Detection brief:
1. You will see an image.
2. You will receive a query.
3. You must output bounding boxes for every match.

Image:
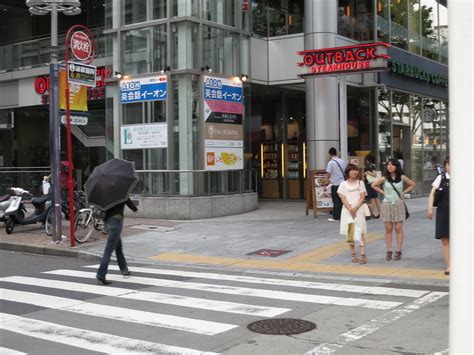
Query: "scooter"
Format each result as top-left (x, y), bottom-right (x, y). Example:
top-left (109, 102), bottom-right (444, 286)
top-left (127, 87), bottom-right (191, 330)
top-left (0, 188), bottom-right (28, 224)
top-left (4, 189), bottom-right (52, 234)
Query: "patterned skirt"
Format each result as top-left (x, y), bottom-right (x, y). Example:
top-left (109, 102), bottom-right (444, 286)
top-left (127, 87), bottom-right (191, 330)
top-left (380, 199), bottom-right (406, 223)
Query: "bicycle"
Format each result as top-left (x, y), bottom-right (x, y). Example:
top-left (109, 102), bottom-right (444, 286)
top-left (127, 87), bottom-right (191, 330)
top-left (44, 190), bottom-right (88, 236)
top-left (74, 205), bottom-right (107, 243)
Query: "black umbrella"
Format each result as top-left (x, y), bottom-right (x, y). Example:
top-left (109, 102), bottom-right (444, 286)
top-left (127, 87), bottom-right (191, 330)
top-left (84, 158), bottom-right (138, 210)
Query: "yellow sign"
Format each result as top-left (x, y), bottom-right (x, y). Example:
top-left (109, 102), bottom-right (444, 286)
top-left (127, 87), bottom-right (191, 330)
top-left (59, 69), bottom-right (88, 112)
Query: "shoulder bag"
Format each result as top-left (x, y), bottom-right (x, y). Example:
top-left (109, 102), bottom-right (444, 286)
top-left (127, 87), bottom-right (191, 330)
top-left (433, 173), bottom-right (446, 207)
top-left (388, 180), bottom-right (409, 220)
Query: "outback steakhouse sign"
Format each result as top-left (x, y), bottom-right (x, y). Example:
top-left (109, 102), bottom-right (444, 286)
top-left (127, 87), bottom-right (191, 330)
top-left (297, 42), bottom-right (390, 76)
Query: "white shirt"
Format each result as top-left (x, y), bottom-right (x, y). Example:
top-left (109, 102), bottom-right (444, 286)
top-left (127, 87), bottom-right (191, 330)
top-left (432, 172), bottom-right (450, 189)
top-left (326, 158), bottom-right (346, 186)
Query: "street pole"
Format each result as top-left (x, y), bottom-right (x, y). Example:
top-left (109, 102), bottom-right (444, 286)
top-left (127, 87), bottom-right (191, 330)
top-left (50, 3), bottom-right (62, 242)
top-left (449, 0), bottom-right (473, 353)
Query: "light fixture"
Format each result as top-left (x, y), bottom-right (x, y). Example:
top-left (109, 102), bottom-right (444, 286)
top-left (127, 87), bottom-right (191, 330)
top-left (114, 71), bottom-right (123, 79)
top-left (201, 65), bottom-right (212, 73)
top-left (160, 65), bottom-right (171, 74)
top-left (26, 1), bottom-right (82, 16)
top-left (240, 74), bottom-right (249, 82)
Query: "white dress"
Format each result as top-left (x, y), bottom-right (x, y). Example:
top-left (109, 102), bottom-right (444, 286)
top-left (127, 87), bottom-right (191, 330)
top-left (337, 180), bottom-right (367, 236)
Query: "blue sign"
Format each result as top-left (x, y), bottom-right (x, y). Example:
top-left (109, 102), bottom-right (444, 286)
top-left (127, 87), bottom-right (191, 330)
top-left (204, 77), bottom-right (243, 103)
top-left (120, 76), bottom-right (167, 104)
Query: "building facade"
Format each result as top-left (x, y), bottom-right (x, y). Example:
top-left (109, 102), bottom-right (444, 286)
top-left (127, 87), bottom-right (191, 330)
top-left (0, 0), bottom-right (448, 213)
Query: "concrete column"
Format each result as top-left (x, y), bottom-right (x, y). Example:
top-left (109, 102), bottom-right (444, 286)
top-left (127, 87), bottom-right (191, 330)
top-left (304, 0), bottom-right (340, 169)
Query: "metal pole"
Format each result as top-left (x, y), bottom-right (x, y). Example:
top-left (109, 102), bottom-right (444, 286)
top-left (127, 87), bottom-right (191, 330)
top-left (50, 3), bottom-right (62, 242)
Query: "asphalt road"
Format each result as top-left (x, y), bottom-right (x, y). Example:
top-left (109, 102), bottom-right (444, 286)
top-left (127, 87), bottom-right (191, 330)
top-left (0, 250), bottom-right (449, 354)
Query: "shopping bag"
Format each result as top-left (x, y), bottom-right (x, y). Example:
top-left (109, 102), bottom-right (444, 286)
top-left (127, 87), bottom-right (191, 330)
top-left (346, 223), bottom-right (355, 244)
top-left (354, 224), bottom-right (363, 245)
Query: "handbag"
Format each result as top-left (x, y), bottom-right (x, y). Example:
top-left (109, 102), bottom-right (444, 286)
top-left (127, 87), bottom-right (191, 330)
top-left (346, 223), bottom-right (355, 244)
top-left (388, 180), bottom-right (409, 220)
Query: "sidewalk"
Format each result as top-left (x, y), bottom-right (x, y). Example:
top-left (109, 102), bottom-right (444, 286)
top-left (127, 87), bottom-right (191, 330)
top-left (0, 197), bottom-right (448, 285)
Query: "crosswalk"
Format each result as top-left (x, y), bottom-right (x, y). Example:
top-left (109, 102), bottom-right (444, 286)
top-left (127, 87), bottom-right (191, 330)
top-left (0, 264), bottom-right (447, 354)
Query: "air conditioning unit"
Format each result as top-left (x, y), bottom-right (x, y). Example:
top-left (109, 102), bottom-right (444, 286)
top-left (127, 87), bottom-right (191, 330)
top-left (0, 110), bottom-right (14, 129)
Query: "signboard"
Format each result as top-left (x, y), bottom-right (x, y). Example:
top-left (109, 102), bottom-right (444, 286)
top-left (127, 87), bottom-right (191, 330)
top-left (306, 169), bottom-right (333, 217)
top-left (121, 123), bottom-right (168, 150)
top-left (120, 76), bottom-right (167, 104)
top-left (70, 31), bottom-right (93, 61)
top-left (297, 42), bottom-right (390, 77)
top-left (389, 60), bottom-right (448, 87)
top-left (203, 76), bottom-right (244, 171)
top-left (68, 62), bottom-right (97, 87)
top-left (59, 68), bottom-right (88, 113)
top-left (205, 147), bottom-right (243, 170)
top-left (60, 114), bottom-right (88, 126)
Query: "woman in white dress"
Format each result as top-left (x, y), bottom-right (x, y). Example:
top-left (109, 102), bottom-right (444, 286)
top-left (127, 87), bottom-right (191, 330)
top-left (338, 163), bottom-right (368, 264)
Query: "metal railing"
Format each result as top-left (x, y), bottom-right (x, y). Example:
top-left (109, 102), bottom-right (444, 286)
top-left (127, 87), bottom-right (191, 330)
top-left (0, 167), bottom-right (51, 197)
top-left (132, 169), bottom-right (258, 197)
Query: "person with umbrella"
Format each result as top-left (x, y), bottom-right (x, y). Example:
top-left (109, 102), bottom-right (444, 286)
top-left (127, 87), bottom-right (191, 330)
top-left (85, 159), bottom-right (138, 285)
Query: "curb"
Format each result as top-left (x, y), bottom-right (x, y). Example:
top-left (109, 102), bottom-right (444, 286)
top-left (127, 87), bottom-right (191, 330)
top-left (0, 242), bottom-right (80, 258)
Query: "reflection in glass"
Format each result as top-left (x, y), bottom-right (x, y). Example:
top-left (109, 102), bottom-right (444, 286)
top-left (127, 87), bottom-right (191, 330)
top-left (421, 0), bottom-right (439, 61)
top-left (422, 97), bottom-right (442, 193)
top-left (338, 0), bottom-right (374, 41)
top-left (390, 0), bottom-right (408, 50)
top-left (252, 2), bottom-right (268, 37)
top-left (376, 0), bottom-right (390, 43)
top-left (347, 86), bottom-right (372, 155)
top-left (122, 25), bottom-right (167, 75)
top-left (202, 26), bottom-right (240, 76)
top-left (203, 0), bottom-right (235, 27)
top-left (172, 0), bottom-right (198, 17)
top-left (123, 0), bottom-right (167, 25)
top-left (391, 91), bottom-right (410, 125)
top-left (408, 0), bottom-right (421, 54)
top-left (377, 88), bottom-right (391, 167)
top-left (438, 2), bottom-right (448, 64)
top-left (410, 95), bottom-right (423, 196)
top-left (171, 22), bottom-right (199, 70)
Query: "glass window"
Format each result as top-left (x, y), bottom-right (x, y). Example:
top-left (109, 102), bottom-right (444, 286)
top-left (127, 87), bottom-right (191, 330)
top-left (422, 97), bottom-right (442, 193)
top-left (391, 91), bottom-right (410, 125)
top-left (203, 0), bottom-right (235, 27)
top-left (338, 0), bottom-right (374, 41)
top-left (408, 0), bottom-right (421, 55)
top-left (438, 2), bottom-right (448, 64)
top-left (391, 0), bottom-right (409, 50)
top-left (376, 0), bottom-right (390, 43)
top-left (421, 0), bottom-right (439, 61)
top-left (122, 25), bottom-right (167, 75)
top-left (377, 87), bottom-right (391, 166)
top-left (347, 86), bottom-right (372, 155)
top-left (252, 2), bottom-right (268, 37)
top-left (123, 0), bottom-right (166, 25)
top-left (172, 0), bottom-right (199, 17)
top-left (171, 22), bottom-right (199, 70)
top-left (410, 95), bottom-right (423, 196)
top-left (202, 26), bottom-right (240, 76)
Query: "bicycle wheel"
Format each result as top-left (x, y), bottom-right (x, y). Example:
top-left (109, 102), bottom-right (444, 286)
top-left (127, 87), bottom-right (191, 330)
top-left (44, 208), bottom-right (53, 236)
top-left (74, 210), bottom-right (94, 243)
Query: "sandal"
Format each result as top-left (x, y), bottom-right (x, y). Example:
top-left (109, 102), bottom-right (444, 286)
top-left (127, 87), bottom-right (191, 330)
top-left (385, 251), bottom-right (393, 261)
top-left (394, 251), bottom-right (402, 261)
top-left (359, 255), bottom-right (367, 265)
top-left (351, 253), bottom-right (359, 263)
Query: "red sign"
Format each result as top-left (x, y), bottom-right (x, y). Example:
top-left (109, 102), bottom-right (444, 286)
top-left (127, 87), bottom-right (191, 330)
top-left (70, 31), bottom-right (92, 61)
top-left (242, 0), bottom-right (249, 11)
top-left (297, 42), bottom-right (390, 76)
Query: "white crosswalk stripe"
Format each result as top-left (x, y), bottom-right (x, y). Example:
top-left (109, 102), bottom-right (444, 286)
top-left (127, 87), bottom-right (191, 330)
top-left (0, 276), bottom-right (290, 317)
top-left (0, 265), bottom-right (440, 354)
top-left (85, 264), bottom-right (429, 298)
top-left (46, 269), bottom-right (404, 310)
top-left (0, 313), bottom-right (218, 355)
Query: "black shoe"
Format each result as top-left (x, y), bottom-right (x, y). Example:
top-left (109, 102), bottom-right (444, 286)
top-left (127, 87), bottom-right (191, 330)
top-left (122, 270), bottom-right (131, 277)
top-left (96, 276), bottom-right (112, 285)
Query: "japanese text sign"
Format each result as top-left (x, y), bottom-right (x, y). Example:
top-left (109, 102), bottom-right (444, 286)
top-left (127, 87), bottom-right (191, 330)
top-left (120, 76), bottom-right (167, 104)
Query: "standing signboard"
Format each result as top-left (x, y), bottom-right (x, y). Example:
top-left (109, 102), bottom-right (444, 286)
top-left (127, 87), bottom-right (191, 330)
top-left (203, 76), bottom-right (244, 171)
top-left (306, 169), bottom-right (333, 217)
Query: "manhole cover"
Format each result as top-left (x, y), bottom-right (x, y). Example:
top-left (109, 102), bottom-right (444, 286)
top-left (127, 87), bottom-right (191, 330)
top-left (128, 225), bottom-right (175, 232)
top-left (247, 318), bottom-right (316, 335)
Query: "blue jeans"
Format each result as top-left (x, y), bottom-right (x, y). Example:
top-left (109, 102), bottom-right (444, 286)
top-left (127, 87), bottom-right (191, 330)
top-left (96, 218), bottom-right (128, 278)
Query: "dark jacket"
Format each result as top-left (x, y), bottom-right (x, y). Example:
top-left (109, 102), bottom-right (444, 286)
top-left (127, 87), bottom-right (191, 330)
top-left (105, 199), bottom-right (137, 220)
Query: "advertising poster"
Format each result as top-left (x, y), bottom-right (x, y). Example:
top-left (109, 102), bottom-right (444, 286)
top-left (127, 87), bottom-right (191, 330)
top-left (203, 76), bottom-right (244, 171)
top-left (121, 123), bottom-right (168, 150)
top-left (120, 75), bottom-right (167, 104)
top-left (205, 147), bottom-right (243, 171)
top-left (314, 172), bottom-right (333, 208)
top-left (59, 68), bottom-right (88, 112)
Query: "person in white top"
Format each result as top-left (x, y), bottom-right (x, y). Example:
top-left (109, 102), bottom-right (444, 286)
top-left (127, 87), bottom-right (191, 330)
top-left (428, 157), bottom-right (450, 275)
top-left (326, 147), bottom-right (347, 221)
top-left (338, 163), bottom-right (368, 264)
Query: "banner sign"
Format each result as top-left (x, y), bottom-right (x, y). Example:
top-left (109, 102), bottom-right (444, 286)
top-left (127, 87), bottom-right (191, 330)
top-left (59, 68), bottom-right (88, 112)
top-left (121, 123), bottom-right (168, 150)
top-left (68, 61), bottom-right (97, 87)
top-left (203, 76), bottom-right (243, 124)
top-left (120, 76), bottom-right (167, 104)
top-left (205, 147), bottom-right (243, 170)
top-left (297, 42), bottom-right (390, 77)
top-left (203, 76), bottom-right (244, 171)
